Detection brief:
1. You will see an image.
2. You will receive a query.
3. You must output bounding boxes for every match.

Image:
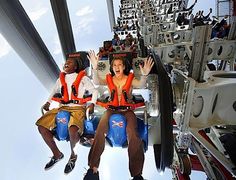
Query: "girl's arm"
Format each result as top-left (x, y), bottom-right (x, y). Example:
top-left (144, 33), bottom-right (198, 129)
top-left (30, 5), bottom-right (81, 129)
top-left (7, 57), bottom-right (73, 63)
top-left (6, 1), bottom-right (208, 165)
top-left (132, 56), bottom-right (154, 88)
top-left (88, 50), bottom-right (107, 85)
top-left (92, 69), bottom-right (107, 85)
top-left (132, 76), bottom-right (147, 88)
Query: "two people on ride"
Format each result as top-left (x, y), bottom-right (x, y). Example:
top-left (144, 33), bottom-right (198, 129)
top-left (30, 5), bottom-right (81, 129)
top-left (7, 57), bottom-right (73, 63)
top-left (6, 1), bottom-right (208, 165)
top-left (83, 50), bottom-right (154, 180)
top-left (36, 55), bottom-right (98, 174)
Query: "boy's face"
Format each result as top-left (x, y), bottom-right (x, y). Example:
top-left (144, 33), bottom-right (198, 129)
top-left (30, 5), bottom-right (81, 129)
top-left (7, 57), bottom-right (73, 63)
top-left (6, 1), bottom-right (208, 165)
top-left (63, 58), bottom-right (77, 74)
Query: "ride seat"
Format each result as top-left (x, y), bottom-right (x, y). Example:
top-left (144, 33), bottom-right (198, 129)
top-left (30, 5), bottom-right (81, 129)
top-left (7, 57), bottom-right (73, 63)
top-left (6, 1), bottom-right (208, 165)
top-left (52, 92), bottom-right (93, 142)
top-left (80, 116), bottom-right (100, 147)
top-left (105, 114), bottom-right (148, 151)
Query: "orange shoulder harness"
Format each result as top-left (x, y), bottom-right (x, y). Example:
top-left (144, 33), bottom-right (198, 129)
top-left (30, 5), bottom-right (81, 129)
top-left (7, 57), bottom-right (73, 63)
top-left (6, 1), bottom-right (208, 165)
top-left (97, 72), bottom-right (144, 110)
top-left (52, 70), bottom-right (91, 104)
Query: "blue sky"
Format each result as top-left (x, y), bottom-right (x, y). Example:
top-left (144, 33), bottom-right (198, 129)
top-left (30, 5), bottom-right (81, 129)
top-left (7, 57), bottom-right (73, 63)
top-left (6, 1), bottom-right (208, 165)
top-left (0, 0), bottom-right (214, 179)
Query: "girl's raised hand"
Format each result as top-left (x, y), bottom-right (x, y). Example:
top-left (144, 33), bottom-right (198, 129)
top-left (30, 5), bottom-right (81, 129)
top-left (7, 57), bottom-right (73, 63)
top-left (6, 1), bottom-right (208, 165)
top-left (87, 50), bottom-right (99, 70)
top-left (139, 56), bottom-right (154, 76)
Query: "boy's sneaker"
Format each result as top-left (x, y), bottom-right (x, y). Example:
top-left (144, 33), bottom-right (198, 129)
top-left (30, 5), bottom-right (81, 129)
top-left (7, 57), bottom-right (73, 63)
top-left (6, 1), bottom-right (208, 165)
top-left (132, 174), bottom-right (144, 180)
top-left (83, 169), bottom-right (99, 180)
top-left (44, 153), bottom-right (64, 170)
top-left (64, 155), bottom-right (77, 174)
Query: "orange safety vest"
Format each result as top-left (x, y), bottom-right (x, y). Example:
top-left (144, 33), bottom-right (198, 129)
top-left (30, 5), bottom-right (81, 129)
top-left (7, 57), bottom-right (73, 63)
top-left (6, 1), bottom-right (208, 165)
top-left (97, 73), bottom-right (145, 110)
top-left (52, 70), bottom-right (91, 104)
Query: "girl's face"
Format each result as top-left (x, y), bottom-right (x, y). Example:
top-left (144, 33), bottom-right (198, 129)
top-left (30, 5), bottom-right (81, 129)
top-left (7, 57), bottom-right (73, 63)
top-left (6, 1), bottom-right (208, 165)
top-left (63, 58), bottom-right (77, 74)
top-left (112, 59), bottom-right (125, 77)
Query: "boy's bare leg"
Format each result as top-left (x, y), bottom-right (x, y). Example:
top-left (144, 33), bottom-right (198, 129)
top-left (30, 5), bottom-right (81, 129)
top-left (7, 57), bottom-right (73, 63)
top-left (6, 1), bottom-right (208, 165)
top-left (38, 125), bottom-right (62, 158)
top-left (68, 125), bottom-right (80, 159)
top-left (63, 125), bottom-right (79, 174)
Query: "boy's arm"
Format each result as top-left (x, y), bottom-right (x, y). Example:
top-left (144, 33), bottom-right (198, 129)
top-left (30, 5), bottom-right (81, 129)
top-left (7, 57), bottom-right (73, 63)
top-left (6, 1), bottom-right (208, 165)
top-left (46, 79), bottom-right (61, 104)
top-left (83, 76), bottom-right (99, 105)
top-left (42, 79), bottom-right (60, 111)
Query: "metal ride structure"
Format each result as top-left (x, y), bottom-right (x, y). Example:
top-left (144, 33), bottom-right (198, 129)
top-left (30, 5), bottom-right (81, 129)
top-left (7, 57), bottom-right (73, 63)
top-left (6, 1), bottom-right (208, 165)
top-left (0, 0), bottom-right (236, 180)
top-left (136, 0), bottom-right (236, 179)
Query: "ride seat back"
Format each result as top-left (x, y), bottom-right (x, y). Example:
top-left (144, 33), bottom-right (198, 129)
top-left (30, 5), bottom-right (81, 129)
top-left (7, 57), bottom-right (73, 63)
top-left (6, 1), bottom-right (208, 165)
top-left (106, 114), bottom-right (148, 151)
top-left (106, 114), bottom-right (128, 147)
top-left (55, 110), bottom-right (70, 141)
top-left (80, 116), bottom-right (100, 147)
top-left (137, 117), bottom-right (148, 151)
top-left (83, 116), bottom-right (100, 135)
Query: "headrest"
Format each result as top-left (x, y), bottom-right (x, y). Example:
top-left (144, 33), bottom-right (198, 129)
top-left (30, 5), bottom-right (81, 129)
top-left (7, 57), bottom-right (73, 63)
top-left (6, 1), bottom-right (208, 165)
top-left (109, 52), bottom-right (133, 66)
top-left (66, 51), bottom-right (90, 70)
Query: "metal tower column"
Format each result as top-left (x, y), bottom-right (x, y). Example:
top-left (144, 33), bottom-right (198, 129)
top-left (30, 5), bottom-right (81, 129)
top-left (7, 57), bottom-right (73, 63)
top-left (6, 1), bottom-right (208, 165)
top-left (0, 0), bottom-right (60, 90)
top-left (50, 0), bottom-right (76, 59)
top-left (106, 0), bottom-right (116, 31)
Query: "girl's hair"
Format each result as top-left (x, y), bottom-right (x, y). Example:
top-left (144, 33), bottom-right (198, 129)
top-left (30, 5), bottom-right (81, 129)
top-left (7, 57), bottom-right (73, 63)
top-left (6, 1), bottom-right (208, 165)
top-left (109, 57), bottom-right (131, 76)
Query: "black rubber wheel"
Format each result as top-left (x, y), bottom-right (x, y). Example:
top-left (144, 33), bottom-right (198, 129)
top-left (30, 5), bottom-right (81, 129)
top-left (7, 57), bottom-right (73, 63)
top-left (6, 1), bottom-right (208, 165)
top-left (151, 51), bottom-right (174, 171)
top-left (153, 144), bottom-right (161, 171)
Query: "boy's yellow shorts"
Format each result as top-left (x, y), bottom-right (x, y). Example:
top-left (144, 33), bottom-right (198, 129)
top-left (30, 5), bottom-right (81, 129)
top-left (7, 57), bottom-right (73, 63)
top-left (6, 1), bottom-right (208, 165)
top-left (36, 106), bottom-right (86, 135)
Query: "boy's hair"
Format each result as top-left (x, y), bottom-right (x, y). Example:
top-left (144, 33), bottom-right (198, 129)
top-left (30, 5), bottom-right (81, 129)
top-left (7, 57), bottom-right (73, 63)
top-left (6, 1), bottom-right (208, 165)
top-left (69, 57), bottom-right (84, 73)
top-left (66, 51), bottom-right (90, 73)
